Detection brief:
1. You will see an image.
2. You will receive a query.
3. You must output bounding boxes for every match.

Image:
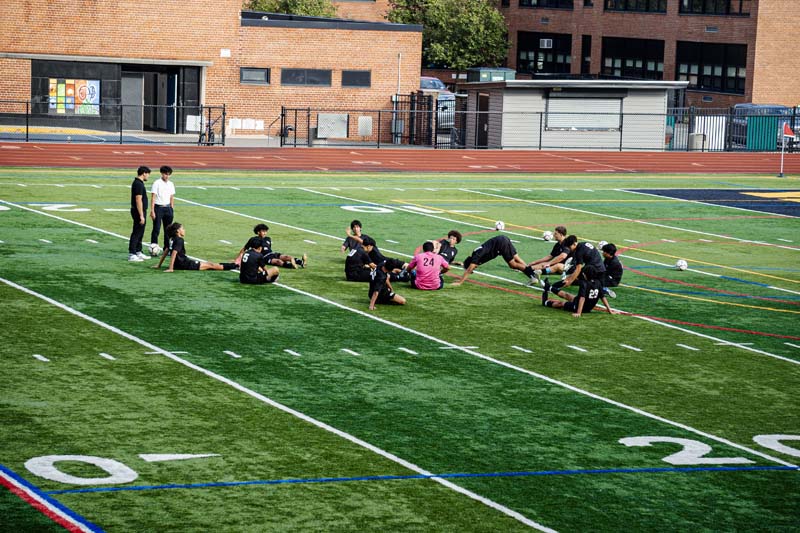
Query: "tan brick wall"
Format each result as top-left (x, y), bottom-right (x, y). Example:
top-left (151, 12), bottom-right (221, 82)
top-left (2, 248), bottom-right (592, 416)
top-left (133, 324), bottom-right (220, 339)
top-left (0, 58), bottom-right (31, 101)
top-left (499, 0), bottom-right (763, 106)
top-left (0, 0), bottom-right (241, 62)
top-left (751, 0), bottom-right (800, 106)
top-left (333, 0), bottom-right (391, 21)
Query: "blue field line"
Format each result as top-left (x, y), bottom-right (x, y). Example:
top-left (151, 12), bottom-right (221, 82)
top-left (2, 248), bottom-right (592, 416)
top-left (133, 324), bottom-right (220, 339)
top-left (629, 285), bottom-right (800, 301)
top-left (45, 465), bottom-right (799, 496)
top-left (0, 464), bottom-right (104, 532)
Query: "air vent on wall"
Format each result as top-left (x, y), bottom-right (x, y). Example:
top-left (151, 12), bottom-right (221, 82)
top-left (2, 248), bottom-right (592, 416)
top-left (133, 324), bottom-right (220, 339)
top-left (705, 26), bottom-right (719, 33)
top-left (540, 38), bottom-right (553, 49)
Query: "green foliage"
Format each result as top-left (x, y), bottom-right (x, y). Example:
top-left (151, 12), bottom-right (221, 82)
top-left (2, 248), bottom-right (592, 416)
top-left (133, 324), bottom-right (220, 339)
top-left (245, 0), bottom-right (337, 18)
top-left (388, 0), bottom-right (509, 70)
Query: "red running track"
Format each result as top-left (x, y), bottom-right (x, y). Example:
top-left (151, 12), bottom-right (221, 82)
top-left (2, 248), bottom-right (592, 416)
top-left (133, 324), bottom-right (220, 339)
top-left (1, 143), bottom-right (799, 173)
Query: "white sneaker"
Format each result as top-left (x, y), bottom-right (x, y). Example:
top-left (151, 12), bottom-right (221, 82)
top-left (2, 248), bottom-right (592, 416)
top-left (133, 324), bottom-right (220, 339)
top-left (128, 253), bottom-right (144, 262)
top-left (606, 288), bottom-right (617, 299)
top-left (136, 252), bottom-right (150, 260)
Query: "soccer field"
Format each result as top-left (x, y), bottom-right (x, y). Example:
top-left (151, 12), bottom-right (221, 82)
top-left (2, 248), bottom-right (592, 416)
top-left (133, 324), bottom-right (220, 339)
top-left (1, 167), bottom-right (799, 532)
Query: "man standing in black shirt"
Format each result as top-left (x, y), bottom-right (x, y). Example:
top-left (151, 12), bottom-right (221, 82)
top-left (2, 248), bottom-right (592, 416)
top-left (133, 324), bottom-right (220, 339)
top-left (128, 166), bottom-right (151, 262)
top-left (239, 237), bottom-right (281, 284)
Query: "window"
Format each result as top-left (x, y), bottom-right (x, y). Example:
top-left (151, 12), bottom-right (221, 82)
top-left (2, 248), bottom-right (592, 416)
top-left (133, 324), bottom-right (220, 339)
top-left (519, 0), bottom-right (573, 8)
top-left (281, 69), bottom-right (332, 86)
top-left (679, 0), bottom-right (750, 15)
top-left (676, 41), bottom-right (746, 94)
top-left (342, 70), bottom-right (371, 88)
top-left (605, 0), bottom-right (666, 12)
top-left (601, 37), bottom-right (664, 80)
top-left (581, 35), bottom-right (591, 74)
top-left (517, 31), bottom-right (572, 75)
top-left (546, 97), bottom-right (621, 130)
top-left (240, 68), bottom-right (270, 85)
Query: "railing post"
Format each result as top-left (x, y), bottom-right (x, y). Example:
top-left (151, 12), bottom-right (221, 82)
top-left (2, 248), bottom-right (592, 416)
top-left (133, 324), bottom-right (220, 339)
top-left (619, 111), bottom-right (624, 151)
top-left (538, 112), bottom-right (543, 151)
top-left (377, 110), bottom-right (381, 149)
top-left (221, 104), bottom-right (226, 146)
top-left (119, 104), bottom-right (124, 144)
top-left (280, 106), bottom-right (285, 147)
top-left (25, 100), bottom-right (30, 142)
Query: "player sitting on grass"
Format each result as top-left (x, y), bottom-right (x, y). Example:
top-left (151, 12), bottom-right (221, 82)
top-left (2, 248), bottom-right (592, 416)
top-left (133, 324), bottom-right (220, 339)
top-left (541, 271), bottom-right (613, 318)
top-left (452, 235), bottom-right (529, 286)
top-left (523, 225), bottom-right (569, 287)
top-left (406, 241), bottom-right (450, 290)
top-left (601, 243), bottom-right (623, 299)
top-left (547, 235), bottom-right (606, 296)
top-left (239, 237), bottom-right (281, 285)
top-left (153, 222), bottom-right (237, 273)
top-left (345, 235), bottom-right (378, 282)
top-left (369, 260), bottom-right (406, 310)
top-left (235, 223), bottom-right (306, 269)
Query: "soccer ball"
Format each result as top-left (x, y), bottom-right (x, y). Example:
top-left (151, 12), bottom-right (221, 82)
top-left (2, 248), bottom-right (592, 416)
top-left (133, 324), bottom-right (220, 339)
top-left (495, 220), bottom-right (505, 231)
top-left (149, 243), bottom-right (163, 257)
top-left (543, 230), bottom-right (554, 241)
top-left (675, 259), bottom-right (688, 271)
top-left (598, 240), bottom-right (608, 250)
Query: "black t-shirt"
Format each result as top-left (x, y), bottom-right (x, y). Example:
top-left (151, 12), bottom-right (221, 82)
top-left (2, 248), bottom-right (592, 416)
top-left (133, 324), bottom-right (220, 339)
top-left (130, 178), bottom-right (148, 211)
top-left (243, 236), bottom-right (272, 254)
top-left (168, 236), bottom-right (191, 268)
top-left (240, 249), bottom-right (267, 283)
top-left (576, 278), bottom-right (603, 313)
top-left (369, 267), bottom-right (389, 298)
top-left (549, 241), bottom-right (570, 262)
top-left (604, 255), bottom-right (623, 286)
top-left (571, 242), bottom-right (606, 278)
top-left (472, 235), bottom-right (516, 264)
top-left (438, 239), bottom-right (458, 263)
top-left (345, 247), bottom-right (372, 274)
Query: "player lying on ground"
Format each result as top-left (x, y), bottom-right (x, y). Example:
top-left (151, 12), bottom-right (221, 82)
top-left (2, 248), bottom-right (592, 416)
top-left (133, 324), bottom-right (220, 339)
top-left (235, 223), bottom-right (306, 269)
top-left (452, 235), bottom-right (528, 286)
top-left (239, 237), bottom-right (281, 285)
top-left (541, 275), bottom-right (614, 318)
top-left (153, 222), bottom-right (238, 273)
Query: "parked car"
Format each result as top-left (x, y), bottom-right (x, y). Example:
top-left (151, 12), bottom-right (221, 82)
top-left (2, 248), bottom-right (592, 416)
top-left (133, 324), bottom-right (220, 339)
top-left (730, 103), bottom-right (798, 149)
top-left (420, 76), bottom-right (456, 130)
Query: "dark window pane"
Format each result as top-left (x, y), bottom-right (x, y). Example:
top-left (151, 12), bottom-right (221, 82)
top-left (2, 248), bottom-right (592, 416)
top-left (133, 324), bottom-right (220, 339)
top-left (342, 70), bottom-right (371, 88)
top-left (240, 68), bottom-right (269, 84)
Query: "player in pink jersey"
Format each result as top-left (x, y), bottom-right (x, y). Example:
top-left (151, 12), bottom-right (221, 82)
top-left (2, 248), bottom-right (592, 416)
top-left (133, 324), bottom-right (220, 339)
top-left (406, 241), bottom-right (450, 290)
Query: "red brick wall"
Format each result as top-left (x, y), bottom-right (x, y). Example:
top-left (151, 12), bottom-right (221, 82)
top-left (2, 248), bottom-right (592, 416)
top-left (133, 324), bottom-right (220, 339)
top-left (751, 0), bottom-right (800, 106)
top-left (0, 58), bottom-right (31, 101)
top-left (498, 0), bottom-right (761, 106)
top-left (333, 0), bottom-right (391, 21)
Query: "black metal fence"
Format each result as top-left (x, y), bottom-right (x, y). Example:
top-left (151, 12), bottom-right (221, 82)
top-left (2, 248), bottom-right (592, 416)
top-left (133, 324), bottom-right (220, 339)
top-left (0, 100), bottom-right (226, 145)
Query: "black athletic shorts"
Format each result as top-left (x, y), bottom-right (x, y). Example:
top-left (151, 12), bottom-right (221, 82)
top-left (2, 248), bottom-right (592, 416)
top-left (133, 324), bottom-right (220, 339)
top-left (175, 257), bottom-right (200, 271)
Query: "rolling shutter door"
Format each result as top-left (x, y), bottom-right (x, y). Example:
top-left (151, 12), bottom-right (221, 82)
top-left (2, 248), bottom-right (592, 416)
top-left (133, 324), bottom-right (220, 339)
top-left (547, 98), bottom-right (621, 130)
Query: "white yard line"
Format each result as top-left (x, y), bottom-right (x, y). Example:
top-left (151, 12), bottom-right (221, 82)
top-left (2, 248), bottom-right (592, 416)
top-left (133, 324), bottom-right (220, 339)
top-left (223, 350), bottom-right (242, 359)
top-left (284, 349), bottom-right (302, 357)
top-left (511, 346), bottom-right (532, 354)
top-left (567, 346), bottom-right (587, 353)
top-left (99, 352), bottom-right (116, 361)
top-left (32, 354), bottom-right (50, 362)
top-left (676, 344), bottom-right (700, 351)
top-left (398, 347), bottom-right (418, 355)
top-left (341, 348), bottom-right (360, 356)
top-left (0, 277), bottom-right (553, 531)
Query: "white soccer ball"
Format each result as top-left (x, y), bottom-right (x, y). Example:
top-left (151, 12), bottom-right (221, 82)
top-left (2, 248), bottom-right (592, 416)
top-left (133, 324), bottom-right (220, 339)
top-left (149, 243), bottom-right (163, 257)
top-left (598, 240), bottom-right (608, 250)
top-left (495, 220), bottom-right (505, 231)
top-left (675, 259), bottom-right (688, 271)
top-left (543, 230), bottom-right (554, 241)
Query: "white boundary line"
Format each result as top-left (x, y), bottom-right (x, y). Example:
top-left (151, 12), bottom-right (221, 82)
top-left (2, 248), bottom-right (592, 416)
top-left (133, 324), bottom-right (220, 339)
top-left (0, 276), bottom-right (552, 531)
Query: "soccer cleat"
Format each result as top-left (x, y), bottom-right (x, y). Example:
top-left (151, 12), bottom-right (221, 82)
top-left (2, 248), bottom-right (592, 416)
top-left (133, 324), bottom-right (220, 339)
top-left (128, 253), bottom-right (144, 262)
top-left (136, 251), bottom-right (150, 260)
top-left (606, 288), bottom-right (617, 299)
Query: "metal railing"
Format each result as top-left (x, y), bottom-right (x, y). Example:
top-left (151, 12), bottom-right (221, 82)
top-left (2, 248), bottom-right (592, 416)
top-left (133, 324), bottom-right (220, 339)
top-left (0, 100), bottom-right (225, 145)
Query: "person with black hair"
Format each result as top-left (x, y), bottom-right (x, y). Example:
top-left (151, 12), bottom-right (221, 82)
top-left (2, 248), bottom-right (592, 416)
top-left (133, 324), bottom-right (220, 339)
top-left (523, 225), bottom-right (569, 287)
top-left (128, 166), bottom-right (151, 262)
top-left (239, 237), bottom-right (281, 285)
top-left (235, 223), bottom-right (306, 269)
top-left (407, 241), bottom-right (450, 290)
top-left (369, 260), bottom-right (406, 310)
top-left (153, 222), bottom-right (237, 273)
top-left (601, 242), bottom-right (623, 299)
top-left (552, 235), bottom-right (606, 295)
top-left (452, 234), bottom-right (528, 286)
top-left (434, 230), bottom-right (463, 265)
top-left (149, 165), bottom-right (175, 251)
top-left (541, 273), bottom-right (613, 317)
top-left (345, 235), bottom-right (377, 282)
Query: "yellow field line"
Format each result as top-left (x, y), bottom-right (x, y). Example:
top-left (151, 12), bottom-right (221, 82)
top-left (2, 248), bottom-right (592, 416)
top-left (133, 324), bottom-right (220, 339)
top-left (623, 284), bottom-right (800, 315)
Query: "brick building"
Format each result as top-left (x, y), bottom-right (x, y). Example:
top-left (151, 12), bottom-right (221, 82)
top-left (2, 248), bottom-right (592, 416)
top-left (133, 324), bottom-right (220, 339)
top-left (0, 0), bottom-right (420, 136)
top-left (498, 0), bottom-right (799, 108)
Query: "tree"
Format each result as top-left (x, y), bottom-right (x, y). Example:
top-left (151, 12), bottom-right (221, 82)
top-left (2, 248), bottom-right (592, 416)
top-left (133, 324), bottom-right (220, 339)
top-left (245, 0), bottom-right (337, 18)
top-left (387, 0), bottom-right (508, 70)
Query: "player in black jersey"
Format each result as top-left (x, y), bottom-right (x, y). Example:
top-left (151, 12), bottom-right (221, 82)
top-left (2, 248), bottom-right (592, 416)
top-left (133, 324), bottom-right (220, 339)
top-left (153, 223), bottom-right (237, 272)
top-left (235, 224), bottom-right (306, 269)
top-left (239, 237), bottom-right (280, 284)
top-left (433, 230), bottom-right (463, 265)
top-left (369, 261), bottom-right (406, 310)
top-left (452, 234), bottom-right (528, 286)
top-left (345, 235), bottom-right (378, 282)
top-left (601, 243), bottom-right (623, 299)
top-left (541, 275), bottom-right (613, 318)
top-left (523, 225), bottom-right (569, 286)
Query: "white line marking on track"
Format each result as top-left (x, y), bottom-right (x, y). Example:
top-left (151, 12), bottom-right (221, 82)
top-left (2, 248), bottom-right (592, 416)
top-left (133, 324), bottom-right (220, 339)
top-left (284, 349), bottom-right (301, 357)
top-left (398, 347), bottom-right (417, 355)
top-left (785, 342), bottom-right (800, 349)
top-left (676, 344), bottom-right (700, 351)
top-left (3, 275), bottom-right (797, 529)
top-left (33, 354), bottom-right (50, 362)
top-left (662, 239), bottom-right (676, 243)
top-left (38, 239), bottom-right (52, 244)
top-left (193, 162), bottom-right (207, 167)
top-left (219, 240), bottom-right (232, 245)
top-left (341, 348), bottom-right (360, 356)
top-left (85, 239), bottom-right (98, 244)
top-left (511, 346), bottom-right (532, 353)
top-left (619, 344), bottom-right (642, 352)
top-left (99, 352), bottom-right (116, 361)
top-left (624, 239), bottom-right (639, 243)
top-left (567, 345), bottom-right (587, 353)
top-left (224, 350), bottom-right (242, 359)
